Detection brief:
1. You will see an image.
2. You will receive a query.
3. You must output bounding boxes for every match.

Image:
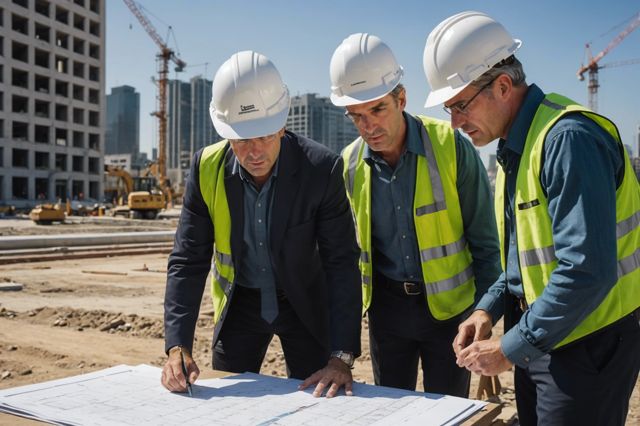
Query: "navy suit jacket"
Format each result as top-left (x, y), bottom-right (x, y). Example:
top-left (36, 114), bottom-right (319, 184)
top-left (164, 131), bottom-right (362, 357)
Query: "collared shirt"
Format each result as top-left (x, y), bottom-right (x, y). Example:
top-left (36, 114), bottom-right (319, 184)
top-left (233, 157), bottom-right (279, 291)
top-left (365, 112), bottom-right (501, 304)
top-left (475, 84), bottom-right (623, 367)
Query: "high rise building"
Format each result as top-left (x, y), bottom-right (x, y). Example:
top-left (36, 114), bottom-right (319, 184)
top-left (166, 76), bottom-right (219, 184)
top-left (106, 85), bottom-right (139, 164)
top-left (0, 0), bottom-right (106, 206)
top-left (286, 93), bottom-right (359, 153)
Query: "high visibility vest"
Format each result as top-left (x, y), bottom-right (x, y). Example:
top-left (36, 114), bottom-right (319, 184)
top-left (495, 93), bottom-right (640, 347)
top-left (199, 140), bottom-right (235, 327)
top-left (342, 115), bottom-right (476, 320)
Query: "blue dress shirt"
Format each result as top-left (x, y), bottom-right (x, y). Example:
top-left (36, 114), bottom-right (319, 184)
top-left (475, 84), bottom-right (623, 366)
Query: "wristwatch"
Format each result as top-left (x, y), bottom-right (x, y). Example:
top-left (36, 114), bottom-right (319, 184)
top-left (330, 350), bottom-right (355, 368)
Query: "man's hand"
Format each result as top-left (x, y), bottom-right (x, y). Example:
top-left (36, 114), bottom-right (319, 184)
top-left (453, 310), bottom-right (493, 357)
top-left (298, 357), bottom-right (354, 398)
top-left (456, 339), bottom-right (513, 376)
top-left (161, 346), bottom-right (200, 393)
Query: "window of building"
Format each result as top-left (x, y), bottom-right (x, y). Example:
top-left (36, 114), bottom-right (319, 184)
top-left (55, 56), bottom-right (68, 73)
top-left (88, 88), bottom-right (99, 104)
top-left (35, 152), bottom-right (50, 169)
top-left (88, 111), bottom-right (99, 126)
top-left (35, 49), bottom-right (50, 68)
top-left (73, 37), bottom-right (84, 55)
top-left (35, 23), bottom-right (51, 43)
top-left (72, 156), bottom-right (84, 172)
top-left (55, 31), bottom-right (68, 49)
top-left (72, 180), bottom-right (83, 199)
top-left (89, 181), bottom-right (99, 199)
top-left (89, 65), bottom-right (99, 82)
top-left (55, 104), bottom-right (68, 121)
top-left (89, 43), bottom-right (99, 59)
top-left (35, 101), bottom-right (49, 118)
top-left (12, 148), bottom-right (28, 167)
top-left (55, 128), bottom-right (67, 146)
top-left (36, 0), bottom-right (50, 17)
top-left (90, 0), bottom-right (99, 14)
top-left (12, 0), bottom-right (28, 9)
top-left (55, 6), bottom-right (69, 25)
top-left (0, 120), bottom-right (4, 138)
top-left (73, 131), bottom-right (84, 148)
top-left (74, 0), bottom-right (86, 7)
top-left (12, 41), bottom-right (28, 63)
top-left (73, 108), bottom-right (84, 124)
top-left (72, 84), bottom-right (83, 101)
top-left (89, 20), bottom-right (100, 37)
top-left (35, 178), bottom-right (49, 199)
top-left (88, 133), bottom-right (99, 150)
top-left (35, 124), bottom-right (49, 143)
top-left (55, 179), bottom-right (66, 199)
top-left (55, 80), bottom-right (68, 97)
top-left (72, 61), bottom-right (84, 78)
top-left (34, 74), bottom-right (49, 93)
top-left (12, 177), bottom-right (28, 200)
top-left (11, 13), bottom-right (28, 36)
top-left (73, 13), bottom-right (84, 31)
top-left (11, 95), bottom-right (28, 114)
top-left (88, 157), bottom-right (99, 174)
top-left (55, 154), bottom-right (67, 172)
top-left (0, 36), bottom-right (4, 56)
top-left (12, 121), bottom-right (28, 141)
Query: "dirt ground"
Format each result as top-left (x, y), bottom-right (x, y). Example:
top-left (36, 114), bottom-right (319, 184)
top-left (0, 217), bottom-right (638, 425)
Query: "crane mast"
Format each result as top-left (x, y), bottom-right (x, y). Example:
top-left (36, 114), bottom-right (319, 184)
top-left (122, 0), bottom-right (186, 204)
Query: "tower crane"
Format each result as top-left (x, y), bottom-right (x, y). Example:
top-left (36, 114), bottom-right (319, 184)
top-left (577, 12), bottom-right (640, 112)
top-left (123, 0), bottom-right (186, 206)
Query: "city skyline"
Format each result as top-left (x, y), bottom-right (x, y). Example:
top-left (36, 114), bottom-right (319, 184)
top-left (107, 1), bottom-right (640, 163)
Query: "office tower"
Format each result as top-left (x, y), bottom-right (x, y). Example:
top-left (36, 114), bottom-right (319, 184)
top-left (0, 0), bottom-right (106, 206)
top-left (286, 93), bottom-right (359, 153)
top-left (106, 85), bottom-right (139, 164)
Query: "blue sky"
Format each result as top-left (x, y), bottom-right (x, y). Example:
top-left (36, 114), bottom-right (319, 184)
top-left (106, 1), bottom-right (640, 161)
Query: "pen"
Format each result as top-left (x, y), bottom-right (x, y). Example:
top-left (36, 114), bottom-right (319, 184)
top-left (179, 347), bottom-right (193, 397)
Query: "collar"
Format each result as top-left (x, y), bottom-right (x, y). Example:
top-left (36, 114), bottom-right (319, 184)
top-left (363, 112), bottom-right (424, 165)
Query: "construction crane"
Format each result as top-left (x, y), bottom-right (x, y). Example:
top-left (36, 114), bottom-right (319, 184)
top-left (577, 12), bottom-right (640, 112)
top-left (123, 0), bottom-right (186, 205)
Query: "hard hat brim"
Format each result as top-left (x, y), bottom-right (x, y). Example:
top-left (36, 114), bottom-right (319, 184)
top-left (424, 84), bottom-right (468, 108)
top-left (330, 84), bottom-right (399, 107)
top-left (212, 106), bottom-right (289, 140)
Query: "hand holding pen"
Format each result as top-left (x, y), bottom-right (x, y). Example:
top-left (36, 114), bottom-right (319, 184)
top-left (161, 345), bottom-right (200, 395)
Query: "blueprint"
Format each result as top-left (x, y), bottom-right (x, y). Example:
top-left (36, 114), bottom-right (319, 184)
top-left (0, 364), bottom-right (486, 425)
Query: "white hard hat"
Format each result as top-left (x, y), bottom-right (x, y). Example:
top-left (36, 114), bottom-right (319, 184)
top-left (210, 51), bottom-right (290, 139)
top-left (423, 11), bottom-right (521, 108)
top-left (329, 33), bottom-right (404, 106)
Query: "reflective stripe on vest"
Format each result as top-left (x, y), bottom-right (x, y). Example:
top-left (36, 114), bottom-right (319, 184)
top-left (343, 115), bottom-right (476, 320)
top-left (494, 93), bottom-right (640, 348)
top-left (199, 141), bottom-right (236, 326)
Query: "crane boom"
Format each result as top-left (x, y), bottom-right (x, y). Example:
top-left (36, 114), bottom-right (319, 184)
top-left (122, 0), bottom-right (186, 207)
top-left (576, 12), bottom-right (640, 111)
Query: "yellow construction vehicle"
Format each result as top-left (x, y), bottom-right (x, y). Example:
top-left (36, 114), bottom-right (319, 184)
top-left (29, 203), bottom-right (66, 225)
top-left (104, 165), bottom-right (166, 219)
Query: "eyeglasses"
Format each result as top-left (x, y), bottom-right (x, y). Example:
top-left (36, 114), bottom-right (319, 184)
top-left (443, 77), bottom-right (497, 115)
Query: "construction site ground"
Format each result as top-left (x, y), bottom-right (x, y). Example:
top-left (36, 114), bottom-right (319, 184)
top-left (0, 216), bottom-right (637, 425)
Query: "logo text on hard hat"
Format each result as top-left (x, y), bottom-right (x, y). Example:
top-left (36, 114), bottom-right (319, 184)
top-left (239, 104), bottom-right (259, 115)
top-left (350, 80), bottom-right (367, 87)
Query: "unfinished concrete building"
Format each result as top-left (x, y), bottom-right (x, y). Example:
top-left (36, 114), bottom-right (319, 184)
top-left (0, 0), bottom-right (105, 208)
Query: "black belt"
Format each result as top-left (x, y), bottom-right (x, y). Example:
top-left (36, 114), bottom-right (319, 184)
top-left (376, 274), bottom-right (423, 296)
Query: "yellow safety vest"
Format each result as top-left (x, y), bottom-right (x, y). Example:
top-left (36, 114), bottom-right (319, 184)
top-left (199, 140), bottom-right (235, 327)
top-left (342, 115), bottom-right (475, 320)
top-left (495, 93), bottom-right (640, 347)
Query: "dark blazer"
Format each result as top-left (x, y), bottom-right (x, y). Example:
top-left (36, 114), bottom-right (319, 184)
top-left (164, 131), bottom-right (361, 357)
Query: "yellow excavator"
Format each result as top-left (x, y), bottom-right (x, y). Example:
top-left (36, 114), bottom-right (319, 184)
top-left (104, 165), bottom-right (166, 219)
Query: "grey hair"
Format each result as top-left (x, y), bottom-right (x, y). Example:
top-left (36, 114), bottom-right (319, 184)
top-left (471, 56), bottom-right (526, 88)
top-left (389, 83), bottom-right (405, 100)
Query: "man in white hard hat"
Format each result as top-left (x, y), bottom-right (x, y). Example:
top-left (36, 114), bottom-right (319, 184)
top-left (162, 51), bottom-right (362, 398)
top-left (329, 33), bottom-right (501, 396)
top-left (423, 11), bottom-right (640, 425)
